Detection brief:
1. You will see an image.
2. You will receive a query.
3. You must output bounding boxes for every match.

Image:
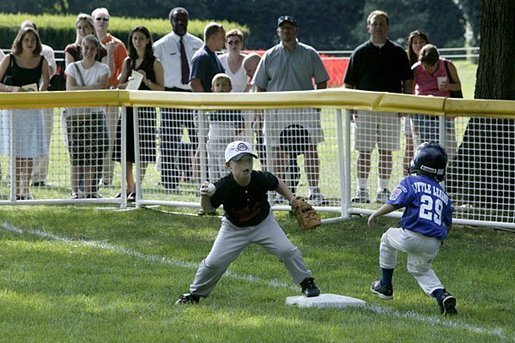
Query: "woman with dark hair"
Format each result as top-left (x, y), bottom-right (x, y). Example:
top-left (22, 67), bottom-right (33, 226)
top-left (64, 34), bottom-right (110, 199)
top-left (113, 26), bottom-right (164, 200)
top-left (0, 27), bottom-right (50, 200)
top-left (406, 30), bottom-right (429, 67)
top-left (62, 14), bottom-right (113, 194)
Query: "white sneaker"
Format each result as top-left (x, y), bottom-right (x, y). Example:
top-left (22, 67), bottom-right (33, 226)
top-left (351, 188), bottom-right (370, 203)
top-left (308, 193), bottom-right (328, 206)
top-left (376, 189), bottom-right (391, 204)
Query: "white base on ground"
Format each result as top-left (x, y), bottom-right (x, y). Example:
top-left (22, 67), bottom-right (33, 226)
top-left (286, 293), bottom-right (367, 308)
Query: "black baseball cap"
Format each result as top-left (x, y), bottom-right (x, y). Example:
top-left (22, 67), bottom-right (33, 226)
top-left (277, 15), bottom-right (297, 27)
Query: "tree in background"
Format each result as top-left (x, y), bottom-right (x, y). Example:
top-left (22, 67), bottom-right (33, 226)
top-left (0, 0), bottom-right (471, 50)
top-left (0, 0), bottom-right (70, 13)
top-left (204, 0), bottom-right (363, 50)
top-left (351, 0), bottom-right (465, 48)
top-left (447, 0), bottom-right (514, 218)
top-left (474, 2), bottom-right (514, 100)
top-left (454, 0), bottom-right (481, 59)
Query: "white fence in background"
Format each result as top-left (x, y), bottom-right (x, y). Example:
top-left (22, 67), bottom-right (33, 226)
top-left (0, 89), bottom-right (513, 231)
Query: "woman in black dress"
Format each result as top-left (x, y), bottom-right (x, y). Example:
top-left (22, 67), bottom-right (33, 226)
top-left (0, 27), bottom-right (50, 200)
top-left (114, 26), bottom-right (164, 200)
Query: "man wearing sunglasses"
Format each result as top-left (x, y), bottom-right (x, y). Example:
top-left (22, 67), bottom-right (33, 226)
top-left (91, 7), bottom-right (127, 188)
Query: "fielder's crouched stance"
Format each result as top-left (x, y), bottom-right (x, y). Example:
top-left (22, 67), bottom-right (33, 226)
top-left (368, 142), bottom-right (457, 315)
top-left (176, 141), bottom-right (320, 304)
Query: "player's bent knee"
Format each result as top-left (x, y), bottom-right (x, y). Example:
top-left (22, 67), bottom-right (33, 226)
top-left (407, 264), bottom-right (431, 276)
top-left (203, 257), bottom-right (231, 271)
top-left (275, 245), bottom-right (300, 260)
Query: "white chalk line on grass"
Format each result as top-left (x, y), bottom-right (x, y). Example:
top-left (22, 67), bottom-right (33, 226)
top-left (1, 222), bottom-right (511, 341)
top-left (368, 305), bottom-right (511, 340)
top-left (1, 222), bottom-right (296, 291)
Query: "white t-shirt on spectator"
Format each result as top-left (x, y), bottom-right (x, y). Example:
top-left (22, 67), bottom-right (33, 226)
top-left (65, 61), bottom-right (110, 115)
top-left (41, 44), bottom-right (56, 77)
top-left (219, 54), bottom-right (247, 92)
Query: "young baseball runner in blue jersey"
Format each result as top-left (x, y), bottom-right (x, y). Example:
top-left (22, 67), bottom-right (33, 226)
top-left (176, 140), bottom-right (320, 304)
top-left (368, 142), bottom-right (457, 315)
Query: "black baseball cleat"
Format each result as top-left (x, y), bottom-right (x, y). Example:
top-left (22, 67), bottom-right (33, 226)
top-left (370, 280), bottom-right (393, 300)
top-left (438, 291), bottom-right (457, 315)
top-left (176, 293), bottom-right (200, 305)
top-left (300, 277), bottom-right (320, 297)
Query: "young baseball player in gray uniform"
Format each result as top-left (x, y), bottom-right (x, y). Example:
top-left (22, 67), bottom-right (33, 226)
top-left (176, 140), bottom-right (320, 304)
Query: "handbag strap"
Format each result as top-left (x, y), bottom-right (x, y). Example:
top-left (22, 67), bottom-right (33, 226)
top-left (444, 60), bottom-right (455, 84)
top-left (2, 53), bottom-right (14, 78)
top-left (8, 53), bottom-right (14, 71)
top-left (1, 53), bottom-right (15, 85)
top-left (73, 63), bottom-right (86, 86)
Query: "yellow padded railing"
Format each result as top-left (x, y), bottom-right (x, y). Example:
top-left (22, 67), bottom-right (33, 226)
top-left (1, 89), bottom-right (513, 118)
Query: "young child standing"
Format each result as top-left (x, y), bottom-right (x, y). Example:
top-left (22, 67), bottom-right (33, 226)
top-left (206, 73), bottom-right (244, 181)
top-left (176, 140), bottom-right (320, 304)
top-left (367, 142), bottom-right (457, 315)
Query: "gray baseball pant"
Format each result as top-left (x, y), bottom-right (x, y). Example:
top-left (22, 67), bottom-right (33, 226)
top-left (380, 227), bottom-right (445, 296)
top-left (189, 212), bottom-right (312, 297)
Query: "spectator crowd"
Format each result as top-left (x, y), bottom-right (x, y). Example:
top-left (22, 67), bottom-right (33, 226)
top-left (0, 6), bottom-right (471, 316)
top-left (0, 7), bottom-right (462, 206)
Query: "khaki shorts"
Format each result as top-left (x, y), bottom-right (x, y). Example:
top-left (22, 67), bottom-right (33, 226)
top-left (354, 110), bottom-right (400, 152)
top-left (263, 108), bottom-right (324, 147)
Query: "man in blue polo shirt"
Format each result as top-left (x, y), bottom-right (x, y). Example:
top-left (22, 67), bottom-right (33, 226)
top-left (253, 16), bottom-right (330, 206)
top-left (189, 23), bottom-right (226, 194)
top-left (190, 23), bottom-right (226, 92)
top-left (344, 10), bottom-right (413, 204)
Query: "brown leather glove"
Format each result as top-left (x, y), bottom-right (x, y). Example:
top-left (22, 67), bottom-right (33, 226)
top-left (290, 196), bottom-right (321, 231)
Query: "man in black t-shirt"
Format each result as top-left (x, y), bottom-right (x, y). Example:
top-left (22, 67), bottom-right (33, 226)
top-left (344, 10), bottom-right (413, 204)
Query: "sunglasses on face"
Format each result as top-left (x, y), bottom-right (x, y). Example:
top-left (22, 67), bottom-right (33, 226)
top-left (227, 40), bottom-right (241, 45)
top-left (95, 17), bottom-right (109, 22)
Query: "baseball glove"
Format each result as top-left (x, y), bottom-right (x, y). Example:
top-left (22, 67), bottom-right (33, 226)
top-left (290, 196), bottom-right (321, 231)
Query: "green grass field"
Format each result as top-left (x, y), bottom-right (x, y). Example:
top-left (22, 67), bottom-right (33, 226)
top-left (2, 60), bottom-right (513, 342)
top-left (0, 205), bottom-right (513, 342)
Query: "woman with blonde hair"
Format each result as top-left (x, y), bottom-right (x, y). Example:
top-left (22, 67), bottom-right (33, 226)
top-left (218, 29), bottom-right (247, 92)
top-left (64, 13), bottom-right (110, 68)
